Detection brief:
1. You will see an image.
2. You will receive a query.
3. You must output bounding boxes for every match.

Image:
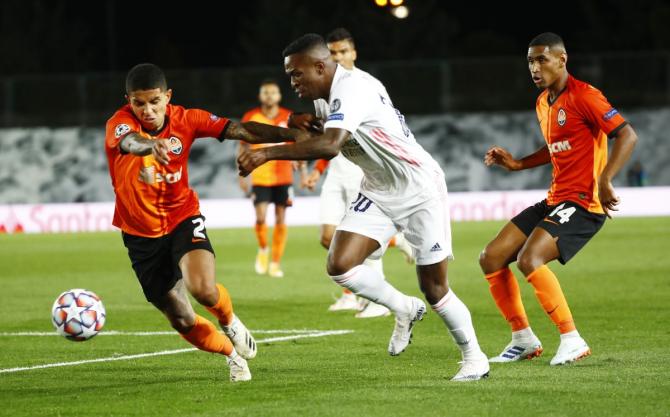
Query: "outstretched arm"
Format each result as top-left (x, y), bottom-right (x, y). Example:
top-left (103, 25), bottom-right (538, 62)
top-left (484, 145), bottom-right (550, 171)
top-left (223, 121), bottom-right (310, 144)
top-left (598, 124), bottom-right (638, 217)
top-left (238, 128), bottom-right (349, 177)
top-left (120, 133), bottom-right (170, 165)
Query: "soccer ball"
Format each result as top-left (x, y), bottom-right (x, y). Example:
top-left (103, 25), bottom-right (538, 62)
top-left (51, 289), bottom-right (106, 341)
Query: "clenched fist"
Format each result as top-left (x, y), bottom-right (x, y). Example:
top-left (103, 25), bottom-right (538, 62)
top-left (237, 148), bottom-right (267, 177)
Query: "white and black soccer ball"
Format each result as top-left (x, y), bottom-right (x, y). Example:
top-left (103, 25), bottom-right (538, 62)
top-left (51, 289), bottom-right (106, 341)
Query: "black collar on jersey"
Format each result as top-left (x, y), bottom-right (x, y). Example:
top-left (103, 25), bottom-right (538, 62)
top-left (547, 86), bottom-right (568, 106)
top-left (144, 115), bottom-right (170, 137)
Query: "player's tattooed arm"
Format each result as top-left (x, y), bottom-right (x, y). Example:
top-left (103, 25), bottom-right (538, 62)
top-left (119, 133), bottom-right (170, 165)
top-left (598, 124), bottom-right (638, 217)
top-left (237, 128), bottom-right (349, 177)
top-left (223, 121), bottom-right (311, 144)
top-left (484, 145), bottom-right (550, 171)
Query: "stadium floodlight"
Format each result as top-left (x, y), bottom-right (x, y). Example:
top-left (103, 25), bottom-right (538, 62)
top-left (375, 0), bottom-right (389, 6)
top-left (390, 0), bottom-right (404, 5)
top-left (391, 5), bottom-right (409, 18)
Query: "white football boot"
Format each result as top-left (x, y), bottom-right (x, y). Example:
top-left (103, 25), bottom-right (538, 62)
top-left (355, 301), bottom-right (391, 318)
top-left (255, 248), bottom-right (269, 274)
top-left (226, 350), bottom-right (251, 382)
top-left (222, 314), bottom-right (257, 360)
top-left (489, 335), bottom-right (543, 363)
top-left (328, 292), bottom-right (362, 312)
top-left (268, 262), bottom-right (284, 278)
top-left (388, 297), bottom-right (426, 356)
top-left (550, 334), bottom-right (591, 366)
top-left (451, 352), bottom-right (490, 382)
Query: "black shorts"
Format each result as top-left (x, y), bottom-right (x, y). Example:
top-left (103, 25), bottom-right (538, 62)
top-left (251, 185), bottom-right (293, 206)
top-left (511, 200), bottom-right (606, 264)
top-left (122, 215), bottom-right (214, 303)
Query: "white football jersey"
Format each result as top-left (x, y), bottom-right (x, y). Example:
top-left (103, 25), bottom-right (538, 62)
top-left (322, 65), bottom-right (446, 216)
top-left (314, 92), bottom-right (360, 187)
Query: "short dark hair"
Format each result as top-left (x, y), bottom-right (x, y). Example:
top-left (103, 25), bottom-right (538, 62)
top-left (259, 78), bottom-right (279, 88)
top-left (282, 33), bottom-right (327, 57)
top-left (326, 27), bottom-right (355, 47)
top-left (125, 63), bottom-right (167, 94)
top-left (529, 32), bottom-right (565, 49)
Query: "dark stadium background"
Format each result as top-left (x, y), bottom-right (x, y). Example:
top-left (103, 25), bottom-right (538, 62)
top-left (1, 0), bottom-right (668, 126)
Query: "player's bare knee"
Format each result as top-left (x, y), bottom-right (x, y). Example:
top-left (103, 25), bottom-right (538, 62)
top-left (327, 254), bottom-right (357, 277)
top-left (516, 251), bottom-right (541, 276)
top-left (418, 282), bottom-right (448, 306)
top-left (478, 248), bottom-right (491, 271)
top-left (191, 284), bottom-right (218, 306)
top-left (185, 276), bottom-right (218, 306)
top-left (479, 244), bottom-right (504, 273)
top-left (169, 314), bottom-right (195, 334)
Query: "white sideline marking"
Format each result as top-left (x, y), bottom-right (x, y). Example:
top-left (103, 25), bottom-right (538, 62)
top-left (0, 329), bottom-right (331, 337)
top-left (0, 330), bottom-right (353, 374)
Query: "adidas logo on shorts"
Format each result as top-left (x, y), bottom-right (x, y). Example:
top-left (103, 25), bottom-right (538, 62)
top-left (430, 243), bottom-right (442, 252)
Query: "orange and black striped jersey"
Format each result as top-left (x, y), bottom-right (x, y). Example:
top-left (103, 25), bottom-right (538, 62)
top-left (105, 104), bottom-right (229, 237)
top-left (536, 75), bottom-right (627, 214)
top-left (241, 107), bottom-right (293, 186)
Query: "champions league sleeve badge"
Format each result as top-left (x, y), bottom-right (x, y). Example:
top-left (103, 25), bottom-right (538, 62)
top-left (330, 98), bottom-right (341, 113)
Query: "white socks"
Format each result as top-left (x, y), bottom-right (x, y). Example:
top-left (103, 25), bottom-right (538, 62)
top-left (431, 290), bottom-right (484, 361)
top-left (512, 327), bottom-right (536, 341)
top-left (363, 258), bottom-right (384, 279)
top-left (560, 329), bottom-right (581, 341)
top-left (330, 264), bottom-right (412, 316)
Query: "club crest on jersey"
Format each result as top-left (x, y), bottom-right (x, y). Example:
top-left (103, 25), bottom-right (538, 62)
top-left (330, 98), bottom-right (341, 112)
top-left (168, 137), bottom-right (183, 155)
top-left (114, 124), bottom-right (131, 138)
top-left (557, 108), bottom-right (567, 126)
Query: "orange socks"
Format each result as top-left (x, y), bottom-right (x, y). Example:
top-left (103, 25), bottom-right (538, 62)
top-left (485, 268), bottom-right (529, 331)
top-left (527, 265), bottom-right (576, 334)
top-left (205, 283), bottom-right (234, 326)
top-left (255, 223), bottom-right (268, 249)
top-left (180, 314), bottom-right (233, 355)
top-left (271, 224), bottom-right (287, 263)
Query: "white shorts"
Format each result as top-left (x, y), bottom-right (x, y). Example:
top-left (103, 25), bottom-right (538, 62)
top-left (319, 177), bottom-right (361, 226)
top-left (336, 184), bottom-right (454, 266)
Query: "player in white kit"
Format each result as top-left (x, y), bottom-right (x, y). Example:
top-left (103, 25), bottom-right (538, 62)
top-left (294, 28), bottom-right (413, 318)
top-left (238, 33), bottom-right (489, 381)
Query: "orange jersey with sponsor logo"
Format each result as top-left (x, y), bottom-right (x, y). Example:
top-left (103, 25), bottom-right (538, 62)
top-left (105, 104), bottom-right (230, 237)
top-left (241, 107), bottom-right (293, 186)
top-left (535, 75), bottom-right (627, 214)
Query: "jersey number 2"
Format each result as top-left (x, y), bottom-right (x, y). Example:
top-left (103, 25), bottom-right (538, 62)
top-left (549, 203), bottom-right (576, 224)
top-left (192, 218), bottom-right (206, 239)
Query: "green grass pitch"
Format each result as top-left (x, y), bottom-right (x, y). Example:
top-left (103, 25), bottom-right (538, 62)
top-left (1, 217), bottom-right (669, 417)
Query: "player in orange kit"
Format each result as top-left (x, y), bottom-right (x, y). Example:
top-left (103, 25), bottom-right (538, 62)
top-left (480, 33), bottom-right (638, 365)
top-left (105, 63), bottom-right (300, 381)
top-left (238, 80), bottom-right (295, 278)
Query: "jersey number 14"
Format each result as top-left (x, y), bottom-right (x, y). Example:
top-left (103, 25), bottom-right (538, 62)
top-left (549, 203), bottom-right (577, 224)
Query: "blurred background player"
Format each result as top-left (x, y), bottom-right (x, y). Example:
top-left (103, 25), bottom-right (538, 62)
top-left (295, 27), bottom-right (413, 318)
top-left (106, 63), bottom-right (262, 382)
top-left (238, 79), bottom-right (294, 278)
top-left (480, 33), bottom-right (638, 365)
